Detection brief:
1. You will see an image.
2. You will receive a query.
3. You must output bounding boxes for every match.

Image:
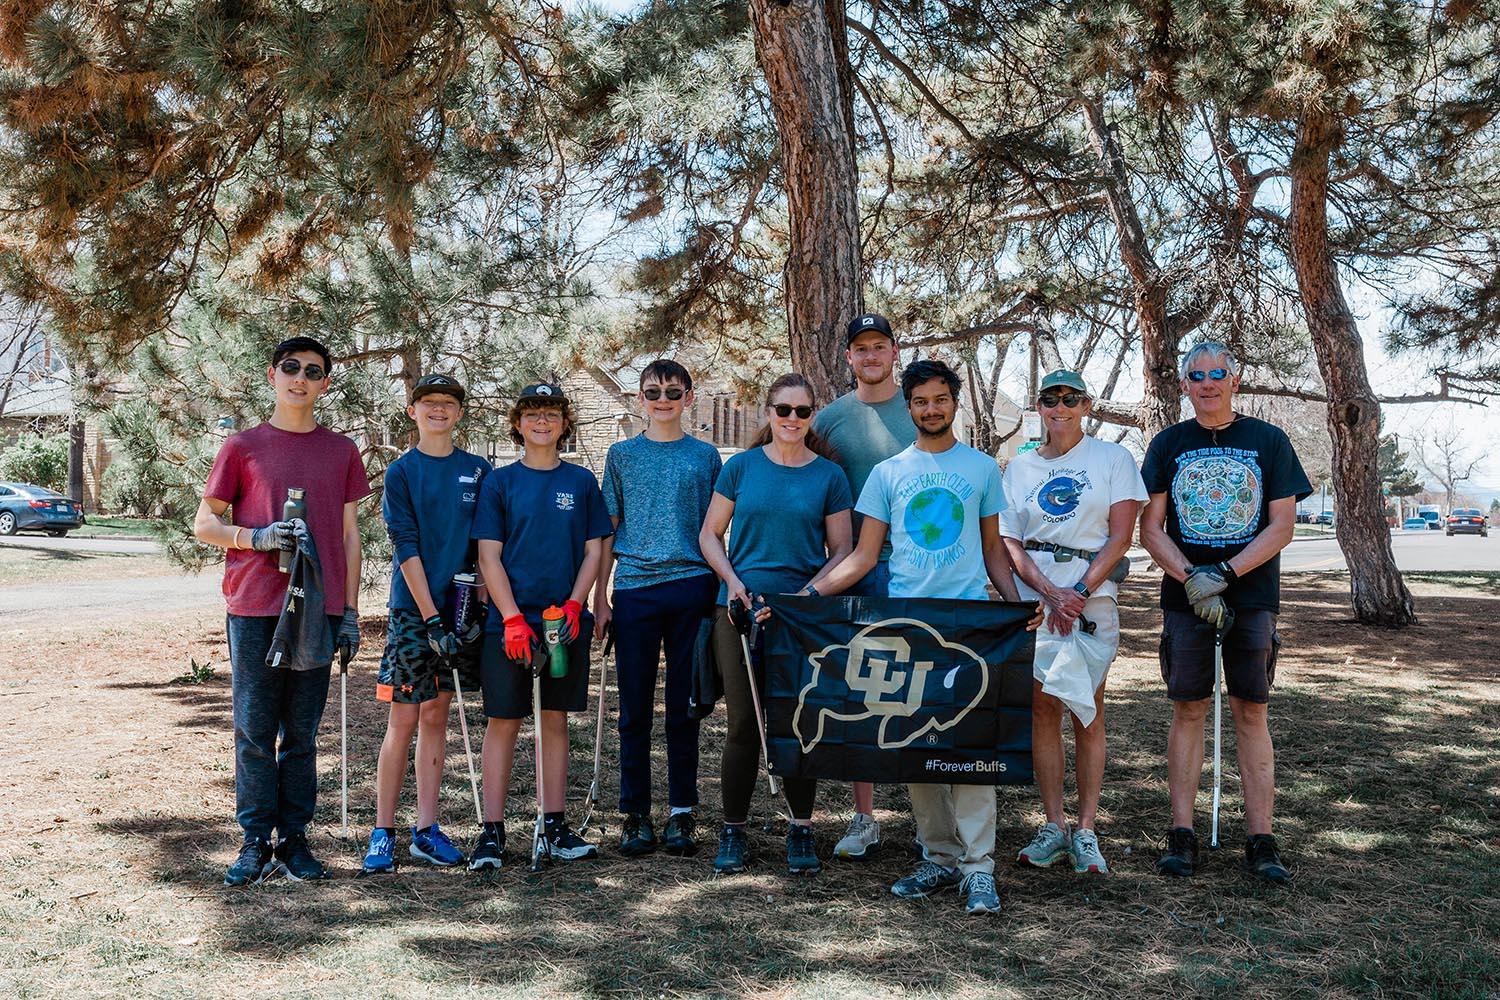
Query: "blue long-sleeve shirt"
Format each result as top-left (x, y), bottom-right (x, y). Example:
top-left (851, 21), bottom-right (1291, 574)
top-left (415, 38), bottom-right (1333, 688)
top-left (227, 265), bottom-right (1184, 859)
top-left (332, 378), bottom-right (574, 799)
top-left (382, 447), bottom-right (493, 616)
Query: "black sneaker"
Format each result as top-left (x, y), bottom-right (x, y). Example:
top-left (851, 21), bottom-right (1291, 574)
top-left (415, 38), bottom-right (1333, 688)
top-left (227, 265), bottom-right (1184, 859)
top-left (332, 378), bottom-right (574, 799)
top-left (618, 813), bottom-right (658, 857)
top-left (274, 831), bottom-right (329, 882)
top-left (786, 823), bottom-right (821, 875)
top-left (468, 822), bottom-right (507, 871)
top-left (713, 825), bottom-right (750, 874)
top-left (1156, 826), bottom-right (1199, 877)
top-left (1244, 834), bottom-right (1291, 884)
top-left (224, 838), bottom-right (274, 886)
top-left (661, 811), bottom-right (698, 856)
top-left (544, 820), bottom-right (600, 861)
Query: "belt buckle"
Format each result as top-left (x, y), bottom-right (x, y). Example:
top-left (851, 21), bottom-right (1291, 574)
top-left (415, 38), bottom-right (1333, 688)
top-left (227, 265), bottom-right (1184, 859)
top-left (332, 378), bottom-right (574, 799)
top-left (1053, 548), bottom-right (1073, 563)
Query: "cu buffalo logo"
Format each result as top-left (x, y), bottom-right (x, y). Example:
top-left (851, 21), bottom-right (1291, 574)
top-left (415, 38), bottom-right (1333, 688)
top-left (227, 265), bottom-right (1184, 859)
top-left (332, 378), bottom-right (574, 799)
top-left (791, 618), bottom-right (989, 753)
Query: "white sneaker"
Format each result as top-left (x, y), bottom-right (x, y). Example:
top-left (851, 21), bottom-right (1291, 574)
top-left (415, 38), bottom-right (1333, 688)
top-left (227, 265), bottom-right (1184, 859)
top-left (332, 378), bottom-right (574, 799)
top-left (834, 813), bottom-right (881, 859)
top-left (1017, 822), bottom-right (1071, 868)
top-left (1070, 828), bottom-right (1109, 874)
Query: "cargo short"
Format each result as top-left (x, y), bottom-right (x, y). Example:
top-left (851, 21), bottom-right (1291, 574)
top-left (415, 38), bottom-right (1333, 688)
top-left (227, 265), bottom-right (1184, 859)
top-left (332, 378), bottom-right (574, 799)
top-left (1159, 609), bottom-right (1280, 704)
top-left (377, 608), bottom-right (483, 704)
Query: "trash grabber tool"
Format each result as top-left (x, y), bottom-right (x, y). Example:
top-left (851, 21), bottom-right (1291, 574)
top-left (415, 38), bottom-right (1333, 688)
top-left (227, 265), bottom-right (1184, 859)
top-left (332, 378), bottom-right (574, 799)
top-left (580, 626), bottom-right (613, 836)
top-left (446, 651), bottom-right (484, 828)
top-left (1209, 607), bottom-right (1235, 850)
top-left (729, 598), bottom-right (790, 819)
top-left (338, 644), bottom-right (351, 838)
top-left (530, 607), bottom-right (567, 873)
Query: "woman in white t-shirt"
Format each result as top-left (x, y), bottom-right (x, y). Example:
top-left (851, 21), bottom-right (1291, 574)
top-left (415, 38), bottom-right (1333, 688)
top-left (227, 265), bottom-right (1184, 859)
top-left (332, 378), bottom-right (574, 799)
top-left (999, 370), bottom-right (1147, 875)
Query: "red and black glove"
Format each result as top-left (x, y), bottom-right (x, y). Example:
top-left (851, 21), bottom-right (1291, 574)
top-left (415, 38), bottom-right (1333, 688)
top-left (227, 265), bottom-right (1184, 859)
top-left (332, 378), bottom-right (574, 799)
top-left (561, 599), bottom-right (584, 642)
top-left (503, 614), bottom-right (537, 663)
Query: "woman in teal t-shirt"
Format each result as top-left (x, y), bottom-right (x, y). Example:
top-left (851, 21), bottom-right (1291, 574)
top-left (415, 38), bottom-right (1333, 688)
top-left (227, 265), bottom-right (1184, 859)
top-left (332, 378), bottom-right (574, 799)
top-left (699, 373), bottom-right (853, 877)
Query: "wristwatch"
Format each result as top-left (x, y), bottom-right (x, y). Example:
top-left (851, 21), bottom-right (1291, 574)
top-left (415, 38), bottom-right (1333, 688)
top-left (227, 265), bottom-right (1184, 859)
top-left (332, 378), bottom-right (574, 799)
top-left (1216, 561), bottom-right (1238, 581)
top-left (802, 584), bottom-right (820, 598)
top-left (1072, 582), bottom-right (1091, 599)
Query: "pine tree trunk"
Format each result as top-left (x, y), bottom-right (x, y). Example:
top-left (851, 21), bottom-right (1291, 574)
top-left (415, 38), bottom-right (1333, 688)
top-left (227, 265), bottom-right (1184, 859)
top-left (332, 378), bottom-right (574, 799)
top-left (748, 0), bottom-right (862, 405)
top-left (68, 417), bottom-right (85, 507)
top-left (1288, 114), bottom-right (1416, 627)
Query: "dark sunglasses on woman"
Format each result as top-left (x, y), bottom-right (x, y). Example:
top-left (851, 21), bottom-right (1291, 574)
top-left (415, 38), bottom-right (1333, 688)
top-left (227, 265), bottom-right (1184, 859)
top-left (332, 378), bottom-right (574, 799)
top-left (277, 359), bottom-right (327, 381)
top-left (771, 403), bottom-right (814, 419)
top-left (1187, 368), bottom-right (1231, 382)
top-left (642, 386), bottom-right (686, 400)
top-left (1038, 392), bottom-right (1086, 409)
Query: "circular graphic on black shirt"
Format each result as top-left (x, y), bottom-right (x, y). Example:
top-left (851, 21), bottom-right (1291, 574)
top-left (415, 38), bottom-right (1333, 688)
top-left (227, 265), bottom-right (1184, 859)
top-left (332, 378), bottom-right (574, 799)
top-left (1173, 454), bottom-right (1261, 540)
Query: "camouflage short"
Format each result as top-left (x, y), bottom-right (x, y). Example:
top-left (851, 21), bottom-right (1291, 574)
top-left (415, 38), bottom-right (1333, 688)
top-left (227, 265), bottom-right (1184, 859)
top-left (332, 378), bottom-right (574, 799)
top-left (377, 608), bottom-right (483, 704)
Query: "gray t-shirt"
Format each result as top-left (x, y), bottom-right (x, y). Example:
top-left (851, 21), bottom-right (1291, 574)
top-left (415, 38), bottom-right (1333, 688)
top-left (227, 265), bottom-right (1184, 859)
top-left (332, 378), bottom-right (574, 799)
top-left (602, 433), bottom-right (722, 591)
top-left (812, 389), bottom-right (916, 560)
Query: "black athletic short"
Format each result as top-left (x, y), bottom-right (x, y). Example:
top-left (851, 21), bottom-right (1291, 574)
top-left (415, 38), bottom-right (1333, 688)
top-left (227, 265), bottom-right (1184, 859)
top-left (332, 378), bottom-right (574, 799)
top-left (1159, 609), bottom-right (1280, 703)
top-left (377, 608), bottom-right (482, 704)
top-left (480, 630), bottom-right (591, 719)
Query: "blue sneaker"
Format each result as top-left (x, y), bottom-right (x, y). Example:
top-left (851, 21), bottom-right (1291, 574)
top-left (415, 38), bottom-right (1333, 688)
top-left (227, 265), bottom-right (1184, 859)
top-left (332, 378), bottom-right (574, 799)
top-left (362, 828), bottom-right (396, 874)
top-left (410, 824), bottom-right (465, 867)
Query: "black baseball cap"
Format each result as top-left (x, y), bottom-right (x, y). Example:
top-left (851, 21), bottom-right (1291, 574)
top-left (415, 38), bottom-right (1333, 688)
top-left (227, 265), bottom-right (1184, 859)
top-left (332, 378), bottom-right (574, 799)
top-left (845, 313), bottom-right (894, 346)
top-left (518, 383), bottom-right (567, 403)
top-left (411, 373), bottom-right (466, 403)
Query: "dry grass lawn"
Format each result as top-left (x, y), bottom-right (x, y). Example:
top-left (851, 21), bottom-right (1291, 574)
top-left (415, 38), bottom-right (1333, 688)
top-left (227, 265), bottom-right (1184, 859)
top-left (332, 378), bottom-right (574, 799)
top-left (2, 574), bottom-right (1496, 999)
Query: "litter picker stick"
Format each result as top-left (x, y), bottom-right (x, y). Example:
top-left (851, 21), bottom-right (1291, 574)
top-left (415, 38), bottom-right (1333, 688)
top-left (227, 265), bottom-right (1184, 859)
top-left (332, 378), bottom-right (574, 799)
top-left (339, 645), bottom-right (352, 838)
top-left (1210, 622), bottom-right (1226, 850)
top-left (529, 648), bottom-right (549, 873)
top-left (447, 653), bottom-right (483, 828)
top-left (730, 598), bottom-right (790, 818)
top-left (580, 627), bottom-right (613, 836)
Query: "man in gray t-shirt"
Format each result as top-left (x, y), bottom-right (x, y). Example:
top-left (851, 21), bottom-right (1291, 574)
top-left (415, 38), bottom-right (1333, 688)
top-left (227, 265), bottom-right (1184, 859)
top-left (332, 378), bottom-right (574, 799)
top-left (594, 360), bottom-right (722, 859)
top-left (809, 312), bottom-right (916, 860)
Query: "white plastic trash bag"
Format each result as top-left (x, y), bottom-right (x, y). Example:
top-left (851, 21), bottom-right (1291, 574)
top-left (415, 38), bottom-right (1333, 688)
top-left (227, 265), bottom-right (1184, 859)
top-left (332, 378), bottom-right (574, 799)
top-left (1033, 626), bottom-right (1115, 728)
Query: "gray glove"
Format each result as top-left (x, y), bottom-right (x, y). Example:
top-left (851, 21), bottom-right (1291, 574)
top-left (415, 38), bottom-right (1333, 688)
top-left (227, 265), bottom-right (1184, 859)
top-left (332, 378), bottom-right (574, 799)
top-left (1184, 564), bottom-right (1229, 605)
top-left (424, 614), bottom-right (458, 658)
top-left (1193, 595), bottom-right (1230, 630)
top-left (250, 519), bottom-right (298, 552)
top-left (337, 607), bottom-right (361, 659)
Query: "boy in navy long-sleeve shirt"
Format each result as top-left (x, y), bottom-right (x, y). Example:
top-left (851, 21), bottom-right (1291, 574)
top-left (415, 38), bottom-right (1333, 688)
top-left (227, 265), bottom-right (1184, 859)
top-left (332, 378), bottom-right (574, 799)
top-left (362, 374), bottom-right (493, 874)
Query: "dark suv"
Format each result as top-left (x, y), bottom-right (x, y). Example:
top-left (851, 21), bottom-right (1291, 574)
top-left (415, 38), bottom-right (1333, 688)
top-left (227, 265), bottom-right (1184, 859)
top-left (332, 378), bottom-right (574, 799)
top-left (0, 482), bottom-right (85, 537)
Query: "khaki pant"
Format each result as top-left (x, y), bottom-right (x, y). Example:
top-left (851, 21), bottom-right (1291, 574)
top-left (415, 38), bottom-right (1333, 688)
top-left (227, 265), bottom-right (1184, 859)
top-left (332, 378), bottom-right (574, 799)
top-left (908, 783), bottom-right (996, 877)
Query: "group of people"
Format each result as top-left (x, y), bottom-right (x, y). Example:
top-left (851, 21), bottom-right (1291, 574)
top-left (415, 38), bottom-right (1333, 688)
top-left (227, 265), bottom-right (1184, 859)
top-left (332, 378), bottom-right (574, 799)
top-left (195, 318), bottom-right (1309, 916)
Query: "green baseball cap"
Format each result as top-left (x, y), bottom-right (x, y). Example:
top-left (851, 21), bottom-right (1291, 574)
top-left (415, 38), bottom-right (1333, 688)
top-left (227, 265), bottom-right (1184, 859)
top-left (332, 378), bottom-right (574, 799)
top-left (1038, 369), bottom-right (1090, 395)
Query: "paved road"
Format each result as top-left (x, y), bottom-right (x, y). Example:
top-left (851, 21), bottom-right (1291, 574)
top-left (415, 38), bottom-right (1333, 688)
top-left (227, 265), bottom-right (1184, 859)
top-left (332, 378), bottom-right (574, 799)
top-left (1281, 528), bottom-right (1499, 572)
top-left (0, 534), bottom-right (161, 555)
top-left (0, 569), bottom-right (222, 632)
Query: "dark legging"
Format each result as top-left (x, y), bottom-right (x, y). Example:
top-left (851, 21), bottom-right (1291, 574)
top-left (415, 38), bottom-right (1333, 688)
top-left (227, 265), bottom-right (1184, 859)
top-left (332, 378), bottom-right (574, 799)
top-left (711, 606), bottom-right (817, 823)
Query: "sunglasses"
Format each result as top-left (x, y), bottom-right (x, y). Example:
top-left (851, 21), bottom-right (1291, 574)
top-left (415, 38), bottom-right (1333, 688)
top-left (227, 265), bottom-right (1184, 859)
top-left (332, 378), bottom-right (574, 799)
top-left (1038, 392), bottom-right (1086, 409)
top-left (277, 359), bottom-right (327, 381)
top-left (1187, 368), bottom-right (1231, 382)
top-left (771, 403), bottom-right (814, 419)
top-left (642, 386), bottom-right (686, 401)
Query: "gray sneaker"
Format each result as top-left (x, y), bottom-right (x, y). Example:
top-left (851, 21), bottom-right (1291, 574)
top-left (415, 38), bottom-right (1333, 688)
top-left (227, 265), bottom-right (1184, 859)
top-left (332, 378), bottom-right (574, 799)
top-left (891, 860), bottom-right (961, 899)
top-left (834, 813), bottom-right (881, 859)
top-left (1017, 822), bottom-right (1071, 868)
top-left (961, 871), bottom-right (1001, 915)
top-left (1070, 828), bottom-right (1109, 874)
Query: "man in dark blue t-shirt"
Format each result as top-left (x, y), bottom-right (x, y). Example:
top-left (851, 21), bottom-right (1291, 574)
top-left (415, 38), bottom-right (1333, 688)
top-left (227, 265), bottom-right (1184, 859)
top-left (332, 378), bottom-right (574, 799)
top-left (363, 374), bottom-right (492, 875)
top-left (469, 383), bottom-right (613, 870)
top-left (1140, 342), bottom-right (1311, 885)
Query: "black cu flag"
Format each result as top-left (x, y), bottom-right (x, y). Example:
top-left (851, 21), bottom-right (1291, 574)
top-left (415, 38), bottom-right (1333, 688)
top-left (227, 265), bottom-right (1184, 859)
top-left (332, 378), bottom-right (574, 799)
top-left (762, 595), bottom-right (1035, 785)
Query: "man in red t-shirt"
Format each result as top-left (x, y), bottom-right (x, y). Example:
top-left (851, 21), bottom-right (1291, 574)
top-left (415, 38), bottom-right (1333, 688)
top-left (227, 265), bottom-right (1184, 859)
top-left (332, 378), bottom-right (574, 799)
top-left (193, 336), bottom-right (372, 885)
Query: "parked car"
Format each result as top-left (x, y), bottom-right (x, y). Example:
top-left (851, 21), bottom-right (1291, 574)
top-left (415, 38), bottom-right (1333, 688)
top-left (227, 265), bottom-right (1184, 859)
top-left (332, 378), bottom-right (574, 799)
top-left (1446, 508), bottom-right (1488, 537)
top-left (1313, 511), bottom-right (1335, 525)
top-left (0, 482), bottom-right (85, 537)
top-left (1402, 517), bottom-right (1429, 531)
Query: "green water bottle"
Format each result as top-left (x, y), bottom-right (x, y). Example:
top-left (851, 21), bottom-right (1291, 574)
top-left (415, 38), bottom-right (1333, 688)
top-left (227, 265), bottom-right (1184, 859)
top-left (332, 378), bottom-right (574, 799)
top-left (541, 605), bottom-right (568, 678)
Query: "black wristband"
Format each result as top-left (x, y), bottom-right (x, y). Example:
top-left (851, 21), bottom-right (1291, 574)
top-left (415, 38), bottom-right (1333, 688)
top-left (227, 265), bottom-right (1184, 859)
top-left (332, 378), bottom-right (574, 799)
top-left (1216, 561), bottom-right (1238, 581)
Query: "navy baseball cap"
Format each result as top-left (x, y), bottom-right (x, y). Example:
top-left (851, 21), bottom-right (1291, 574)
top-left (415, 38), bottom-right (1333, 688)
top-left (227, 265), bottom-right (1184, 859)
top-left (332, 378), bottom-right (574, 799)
top-left (411, 373), bottom-right (466, 403)
top-left (845, 313), bottom-right (894, 345)
top-left (518, 383), bottom-right (567, 403)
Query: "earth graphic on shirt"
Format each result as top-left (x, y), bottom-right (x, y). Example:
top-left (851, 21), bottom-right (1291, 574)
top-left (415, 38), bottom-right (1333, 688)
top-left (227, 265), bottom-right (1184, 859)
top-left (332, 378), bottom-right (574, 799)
top-left (1037, 475), bottom-right (1085, 518)
top-left (903, 487), bottom-right (965, 551)
top-left (1172, 453), bottom-right (1261, 541)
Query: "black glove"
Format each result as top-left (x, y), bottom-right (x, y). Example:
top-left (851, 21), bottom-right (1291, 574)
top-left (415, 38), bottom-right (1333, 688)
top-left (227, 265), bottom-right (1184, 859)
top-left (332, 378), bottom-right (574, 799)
top-left (459, 606), bottom-right (486, 646)
top-left (424, 614), bottom-right (458, 658)
top-left (250, 519), bottom-right (298, 552)
top-left (1184, 564), bottom-right (1230, 605)
top-left (337, 607), bottom-right (361, 659)
top-left (727, 597), bottom-right (753, 637)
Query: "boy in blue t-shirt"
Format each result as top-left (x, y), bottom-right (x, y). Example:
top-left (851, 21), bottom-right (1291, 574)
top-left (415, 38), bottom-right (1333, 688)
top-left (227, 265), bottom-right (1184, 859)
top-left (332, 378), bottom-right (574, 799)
top-left (593, 360), bottom-right (722, 857)
top-left (469, 384), bottom-right (613, 868)
top-left (363, 374), bottom-right (493, 874)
